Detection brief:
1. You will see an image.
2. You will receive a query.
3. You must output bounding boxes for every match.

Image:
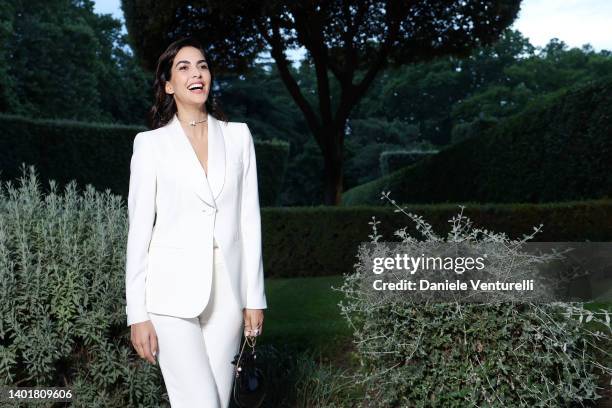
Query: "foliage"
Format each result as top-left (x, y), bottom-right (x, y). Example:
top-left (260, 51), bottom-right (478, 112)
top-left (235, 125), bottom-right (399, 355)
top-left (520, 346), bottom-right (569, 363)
top-left (261, 198), bottom-right (612, 278)
top-left (0, 165), bottom-right (352, 407)
top-left (1, 166), bottom-right (610, 406)
top-left (0, 165), bottom-right (169, 406)
top-left (293, 351), bottom-right (361, 408)
top-left (342, 76), bottom-right (612, 205)
top-left (354, 30), bottom-right (612, 146)
top-left (379, 149), bottom-right (438, 177)
top-left (0, 113), bottom-right (288, 207)
top-left (3, 0), bottom-right (612, 206)
top-left (125, 0), bottom-right (522, 204)
top-left (216, 63), bottom-right (309, 144)
top-left (450, 115), bottom-right (499, 145)
top-left (1, 0), bottom-right (151, 125)
top-left (336, 192), bottom-right (612, 407)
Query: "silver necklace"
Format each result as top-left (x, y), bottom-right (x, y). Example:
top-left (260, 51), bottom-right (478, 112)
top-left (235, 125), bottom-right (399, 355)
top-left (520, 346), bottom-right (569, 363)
top-left (178, 115), bottom-right (208, 127)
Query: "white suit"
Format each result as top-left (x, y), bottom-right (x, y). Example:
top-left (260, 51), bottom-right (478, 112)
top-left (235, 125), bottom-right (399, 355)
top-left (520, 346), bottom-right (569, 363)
top-left (125, 112), bottom-right (267, 327)
top-left (124, 112), bottom-right (268, 407)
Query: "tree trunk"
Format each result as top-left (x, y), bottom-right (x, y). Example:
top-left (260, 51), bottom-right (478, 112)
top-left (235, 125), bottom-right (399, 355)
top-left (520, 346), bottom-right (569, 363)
top-left (321, 127), bottom-right (344, 205)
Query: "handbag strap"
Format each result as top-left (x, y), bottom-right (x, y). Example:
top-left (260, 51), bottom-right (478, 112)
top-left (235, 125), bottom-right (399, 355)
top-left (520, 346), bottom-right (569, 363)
top-left (233, 335), bottom-right (257, 377)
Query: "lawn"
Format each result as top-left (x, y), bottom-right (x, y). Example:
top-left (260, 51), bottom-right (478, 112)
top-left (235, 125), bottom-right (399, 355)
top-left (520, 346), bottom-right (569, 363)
top-left (262, 275), bottom-right (352, 356)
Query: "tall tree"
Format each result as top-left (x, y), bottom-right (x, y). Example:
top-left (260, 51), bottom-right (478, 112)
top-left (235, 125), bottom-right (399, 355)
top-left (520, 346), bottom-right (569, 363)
top-left (1, 0), bottom-right (151, 125)
top-left (123, 0), bottom-right (521, 205)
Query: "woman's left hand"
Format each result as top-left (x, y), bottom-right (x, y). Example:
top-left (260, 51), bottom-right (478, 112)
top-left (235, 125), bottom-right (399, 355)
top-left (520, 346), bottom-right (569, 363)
top-left (243, 308), bottom-right (264, 337)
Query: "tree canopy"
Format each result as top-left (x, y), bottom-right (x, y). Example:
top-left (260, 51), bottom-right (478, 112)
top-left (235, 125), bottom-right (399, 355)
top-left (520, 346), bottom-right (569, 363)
top-left (2, 1), bottom-right (610, 205)
top-left (123, 0), bottom-right (522, 204)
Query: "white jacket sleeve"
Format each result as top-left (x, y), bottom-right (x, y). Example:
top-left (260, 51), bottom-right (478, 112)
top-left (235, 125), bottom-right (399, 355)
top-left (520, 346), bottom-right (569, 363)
top-left (240, 124), bottom-right (267, 309)
top-left (125, 132), bottom-right (156, 326)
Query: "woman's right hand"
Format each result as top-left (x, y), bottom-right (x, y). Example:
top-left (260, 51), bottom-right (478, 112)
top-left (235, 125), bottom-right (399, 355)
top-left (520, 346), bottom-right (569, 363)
top-left (130, 320), bottom-right (158, 364)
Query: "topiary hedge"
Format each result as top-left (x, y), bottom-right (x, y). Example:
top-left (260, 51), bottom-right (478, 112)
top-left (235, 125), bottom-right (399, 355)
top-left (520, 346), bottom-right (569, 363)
top-left (342, 76), bottom-right (612, 206)
top-left (0, 113), bottom-right (289, 206)
top-left (261, 198), bottom-right (612, 278)
top-left (379, 149), bottom-right (439, 176)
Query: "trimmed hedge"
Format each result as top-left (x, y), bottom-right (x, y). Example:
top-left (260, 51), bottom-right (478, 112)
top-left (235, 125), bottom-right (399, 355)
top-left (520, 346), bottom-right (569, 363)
top-left (251, 139), bottom-right (290, 206)
top-left (0, 113), bottom-right (288, 206)
top-left (261, 198), bottom-right (612, 278)
top-left (342, 76), bottom-right (612, 206)
top-left (379, 149), bottom-right (439, 176)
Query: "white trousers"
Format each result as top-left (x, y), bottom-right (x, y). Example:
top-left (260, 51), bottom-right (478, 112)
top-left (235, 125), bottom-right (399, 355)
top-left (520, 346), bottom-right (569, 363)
top-left (149, 239), bottom-right (243, 408)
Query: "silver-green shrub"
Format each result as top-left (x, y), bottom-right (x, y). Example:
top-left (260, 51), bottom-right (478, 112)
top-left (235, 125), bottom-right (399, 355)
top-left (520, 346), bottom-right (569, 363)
top-left (0, 165), bottom-right (167, 407)
top-left (338, 191), bottom-right (611, 407)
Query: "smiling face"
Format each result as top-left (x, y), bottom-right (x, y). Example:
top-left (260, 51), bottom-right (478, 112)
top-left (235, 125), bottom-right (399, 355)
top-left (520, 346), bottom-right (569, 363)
top-left (165, 46), bottom-right (211, 109)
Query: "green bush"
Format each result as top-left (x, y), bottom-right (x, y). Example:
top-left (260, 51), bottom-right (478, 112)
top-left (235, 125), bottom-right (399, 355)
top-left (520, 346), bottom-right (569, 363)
top-left (379, 149), bottom-right (439, 176)
top-left (252, 139), bottom-right (290, 206)
top-left (450, 116), bottom-right (498, 145)
top-left (342, 76), bottom-right (612, 206)
top-left (0, 165), bottom-right (168, 407)
top-left (0, 113), bottom-right (289, 206)
top-left (337, 202), bottom-right (612, 407)
top-left (1, 167), bottom-right (610, 407)
top-left (261, 199), bottom-right (612, 278)
top-left (0, 167), bottom-right (343, 407)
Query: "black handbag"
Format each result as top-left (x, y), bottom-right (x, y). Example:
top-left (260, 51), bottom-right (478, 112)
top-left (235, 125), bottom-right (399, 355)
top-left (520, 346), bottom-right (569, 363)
top-left (231, 335), bottom-right (266, 407)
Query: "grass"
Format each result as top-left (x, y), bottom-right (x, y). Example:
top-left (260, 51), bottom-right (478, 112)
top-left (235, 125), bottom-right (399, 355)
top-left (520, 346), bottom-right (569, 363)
top-left (263, 274), bottom-right (610, 349)
top-left (261, 275), bottom-right (352, 357)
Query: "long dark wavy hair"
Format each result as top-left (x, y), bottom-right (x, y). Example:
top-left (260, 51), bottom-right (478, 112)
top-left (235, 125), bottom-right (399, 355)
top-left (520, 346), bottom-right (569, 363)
top-left (148, 37), bottom-right (227, 129)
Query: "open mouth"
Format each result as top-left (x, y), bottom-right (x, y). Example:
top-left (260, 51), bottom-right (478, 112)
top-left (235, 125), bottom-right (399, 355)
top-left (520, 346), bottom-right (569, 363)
top-left (188, 83), bottom-right (205, 94)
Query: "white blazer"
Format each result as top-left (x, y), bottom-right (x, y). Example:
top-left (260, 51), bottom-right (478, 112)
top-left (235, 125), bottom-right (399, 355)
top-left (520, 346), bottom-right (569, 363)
top-left (125, 112), bottom-right (267, 326)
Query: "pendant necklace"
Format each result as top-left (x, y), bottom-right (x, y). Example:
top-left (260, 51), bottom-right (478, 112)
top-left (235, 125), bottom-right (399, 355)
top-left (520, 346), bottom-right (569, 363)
top-left (177, 114), bottom-right (208, 127)
top-left (188, 117), bottom-right (207, 127)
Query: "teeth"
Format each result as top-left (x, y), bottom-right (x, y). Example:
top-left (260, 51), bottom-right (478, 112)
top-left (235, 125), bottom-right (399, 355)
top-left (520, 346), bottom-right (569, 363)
top-left (189, 84), bottom-right (203, 90)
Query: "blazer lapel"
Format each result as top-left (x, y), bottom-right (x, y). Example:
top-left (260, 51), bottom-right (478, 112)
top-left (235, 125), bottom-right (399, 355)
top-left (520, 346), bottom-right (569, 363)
top-left (207, 114), bottom-right (226, 202)
top-left (166, 113), bottom-right (226, 208)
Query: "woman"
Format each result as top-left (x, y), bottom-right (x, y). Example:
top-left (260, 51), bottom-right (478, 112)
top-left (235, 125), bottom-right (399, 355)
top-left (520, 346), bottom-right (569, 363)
top-left (125, 37), bottom-right (267, 407)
